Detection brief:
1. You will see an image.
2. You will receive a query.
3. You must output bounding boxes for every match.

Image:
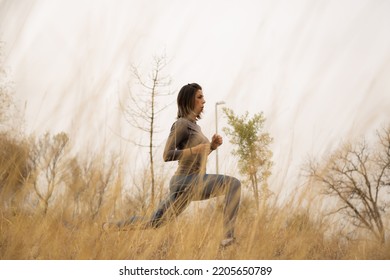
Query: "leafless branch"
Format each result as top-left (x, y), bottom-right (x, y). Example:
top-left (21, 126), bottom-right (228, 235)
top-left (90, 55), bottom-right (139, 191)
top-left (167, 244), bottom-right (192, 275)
top-left (306, 131), bottom-right (389, 243)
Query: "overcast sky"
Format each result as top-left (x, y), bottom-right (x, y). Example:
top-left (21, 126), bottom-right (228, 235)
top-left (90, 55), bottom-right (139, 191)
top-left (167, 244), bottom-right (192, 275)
top-left (1, 0), bottom-right (390, 194)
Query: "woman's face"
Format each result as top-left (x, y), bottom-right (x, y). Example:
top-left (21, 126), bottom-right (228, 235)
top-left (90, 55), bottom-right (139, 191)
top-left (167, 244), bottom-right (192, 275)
top-left (193, 89), bottom-right (205, 117)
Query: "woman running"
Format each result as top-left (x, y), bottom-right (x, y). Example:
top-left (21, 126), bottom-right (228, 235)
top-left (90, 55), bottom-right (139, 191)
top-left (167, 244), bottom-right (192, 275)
top-left (104, 83), bottom-right (241, 247)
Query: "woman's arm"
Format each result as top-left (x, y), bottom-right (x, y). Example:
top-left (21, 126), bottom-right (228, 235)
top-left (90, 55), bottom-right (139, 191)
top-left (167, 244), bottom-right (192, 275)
top-left (163, 120), bottom-right (189, 162)
top-left (163, 120), bottom-right (214, 161)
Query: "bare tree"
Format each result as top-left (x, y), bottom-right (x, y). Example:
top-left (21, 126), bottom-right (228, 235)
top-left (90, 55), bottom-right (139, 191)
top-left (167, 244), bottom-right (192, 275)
top-left (63, 157), bottom-right (88, 218)
top-left (64, 152), bottom-right (118, 220)
top-left (122, 54), bottom-right (173, 208)
top-left (29, 132), bottom-right (69, 214)
top-left (89, 155), bottom-right (117, 219)
top-left (307, 125), bottom-right (390, 243)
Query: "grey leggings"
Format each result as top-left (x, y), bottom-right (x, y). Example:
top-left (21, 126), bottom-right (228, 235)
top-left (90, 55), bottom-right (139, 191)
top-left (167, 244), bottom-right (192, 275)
top-left (147, 174), bottom-right (241, 238)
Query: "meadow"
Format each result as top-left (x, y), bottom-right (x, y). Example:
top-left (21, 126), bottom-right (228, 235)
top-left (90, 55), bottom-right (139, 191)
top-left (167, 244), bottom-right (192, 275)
top-left (1, 174), bottom-right (389, 260)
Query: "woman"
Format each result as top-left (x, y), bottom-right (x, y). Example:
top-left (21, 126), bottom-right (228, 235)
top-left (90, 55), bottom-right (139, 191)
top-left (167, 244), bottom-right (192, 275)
top-left (105, 83), bottom-right (241, 248)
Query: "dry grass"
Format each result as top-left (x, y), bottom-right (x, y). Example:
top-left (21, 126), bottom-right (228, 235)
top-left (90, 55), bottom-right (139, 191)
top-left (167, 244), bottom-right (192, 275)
top-left (1, 132), bottom-right (389, 260)
top-left (1, 195), bottom-right (389, 260)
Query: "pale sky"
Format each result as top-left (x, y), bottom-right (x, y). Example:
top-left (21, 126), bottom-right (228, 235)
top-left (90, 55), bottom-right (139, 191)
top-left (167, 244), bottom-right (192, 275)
top-left (1, 0), bottom-right (390, 195)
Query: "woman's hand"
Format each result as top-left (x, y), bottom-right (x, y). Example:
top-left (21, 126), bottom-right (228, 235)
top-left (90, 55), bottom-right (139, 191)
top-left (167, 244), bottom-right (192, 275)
top-left (211, 134), bottom-right (223, 150)
top-left (190, 134), bottom-right (222, 156)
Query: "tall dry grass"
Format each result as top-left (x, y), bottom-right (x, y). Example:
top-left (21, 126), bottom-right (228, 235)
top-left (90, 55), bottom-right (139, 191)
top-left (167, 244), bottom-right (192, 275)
top-left (1, 132), bottom-right (390, 260)
top-left (1, 191), bottom-right (390, 259)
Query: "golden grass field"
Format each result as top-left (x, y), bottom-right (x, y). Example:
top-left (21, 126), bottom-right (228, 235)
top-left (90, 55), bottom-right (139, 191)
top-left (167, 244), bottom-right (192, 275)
top-left (0, 126), bottom-right (389, 260)
top-left (1, 191), bottom-right (389, 260)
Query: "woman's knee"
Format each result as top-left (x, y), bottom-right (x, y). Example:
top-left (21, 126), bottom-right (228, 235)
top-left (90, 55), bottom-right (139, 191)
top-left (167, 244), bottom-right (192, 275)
top-left (228, 176), bottom-right (241, 191)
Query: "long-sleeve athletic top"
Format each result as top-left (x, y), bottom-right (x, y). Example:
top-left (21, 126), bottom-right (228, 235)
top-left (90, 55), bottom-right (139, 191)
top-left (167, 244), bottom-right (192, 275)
top-left (163, 117), bottom-right (210, 175)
